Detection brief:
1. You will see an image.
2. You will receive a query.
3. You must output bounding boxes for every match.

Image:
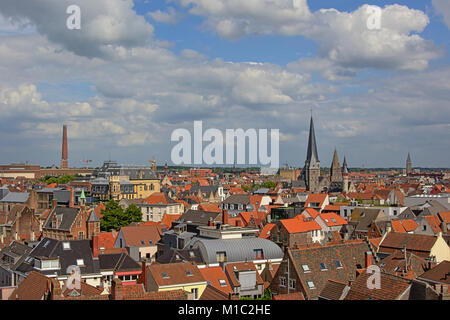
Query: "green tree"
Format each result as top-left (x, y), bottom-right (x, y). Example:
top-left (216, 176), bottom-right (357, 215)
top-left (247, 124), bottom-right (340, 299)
top-left (125, 204), bottom-right (142, 224)
top-left (100, 200), bottom-right (127, 232)
top-left (262, 181), bottom-right (276, 189)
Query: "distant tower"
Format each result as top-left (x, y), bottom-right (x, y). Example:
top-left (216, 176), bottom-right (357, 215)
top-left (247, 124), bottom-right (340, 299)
top-left (61, 125), bottom-right (69, 169)
top-left (303, 115), bottom-right (320, 192)
top-left (330, 148), bottom-right (343, 183)
top-left (164, 161), bottom-right (168, 174)
top-left (406, 153), bottom-right (412, 175)
top-left (342, 157), bottom-right (349, 193)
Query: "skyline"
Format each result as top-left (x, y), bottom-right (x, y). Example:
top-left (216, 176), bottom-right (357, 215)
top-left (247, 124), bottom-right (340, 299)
top-left (0, 0), bottom-right (449, 168)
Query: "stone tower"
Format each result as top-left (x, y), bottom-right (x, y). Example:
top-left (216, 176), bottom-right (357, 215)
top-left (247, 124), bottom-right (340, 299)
top-left (342, 156), bottom-right (349, 193)
top-left (303, 115), bottom-right (320, 192)
top-left (406, 153), bottom-right (412, 175)
top-left (61, 125), bottom-right (68, 169)
top-left (330, 148), bottom-right (343, 183)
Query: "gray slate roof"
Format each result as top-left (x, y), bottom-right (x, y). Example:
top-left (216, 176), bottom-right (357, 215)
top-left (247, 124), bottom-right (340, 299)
top-left (0, 192), bottom-right (29, 203)
top-left (44, 207), bottom-right (79, 231)
top-left (15, 238), bottom-right (100, 277)
top-left (191, 237), bottom-right (283, 264)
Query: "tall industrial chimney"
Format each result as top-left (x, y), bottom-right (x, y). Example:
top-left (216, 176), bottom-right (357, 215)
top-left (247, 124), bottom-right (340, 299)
top-left (61, 125), bottom-right (68, 169)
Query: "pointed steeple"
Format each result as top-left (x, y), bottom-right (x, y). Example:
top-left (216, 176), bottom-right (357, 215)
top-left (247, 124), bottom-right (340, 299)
top-left (406, 152), bottom-right (412, 174)
top-left (330, 148), bottom-right (342, 183)
top-left (331, 148), bottom-right (340, 168)
top-left (306, 115), bottom-right (319, 163)
top-left (342, 156), bottom-right (349, 174)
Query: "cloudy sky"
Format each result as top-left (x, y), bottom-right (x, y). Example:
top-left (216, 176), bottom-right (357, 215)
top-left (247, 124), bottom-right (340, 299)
top-left (0, 0), bottom-right (449, 169)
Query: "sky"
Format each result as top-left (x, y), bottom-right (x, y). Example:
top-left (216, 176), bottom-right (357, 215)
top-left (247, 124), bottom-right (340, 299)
top-left (0, 0), bottom-right (449, 169)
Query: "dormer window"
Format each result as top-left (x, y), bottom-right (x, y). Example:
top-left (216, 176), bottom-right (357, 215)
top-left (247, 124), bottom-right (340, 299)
top-left (38, 258), bottom-right (60, 270)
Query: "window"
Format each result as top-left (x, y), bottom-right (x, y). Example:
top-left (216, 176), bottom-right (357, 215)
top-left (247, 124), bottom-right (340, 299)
top-left (186, 270), bottom-right (193, 277)
top-left (141, 240), bottom-right (145, 246)
top-left (219, 279), bottom-right (227, 287)
top-left (336, 260), bottom-right (343, 269)
top-left (216, 251), bottom-right (227, 263)
top-left (62, 242), bottom-right (71, 250)
top-left (279, 277), bottom-right (286, 287)
top-left (320, 262), bottom-right (327, 271)
top-left (76, 259), bottom-right (84, 266)
top-left (162, 272), bottom-right (169, 279)
top-left (189, 251), bottom-right (195, 257)
top-left (302, 264), bottom-right (310, 272)
top-left (307, 281), bottom-right (316, 289)
top-left (254, 249), bottom-right (264, 260)
top-left (78, 232), bottom-right (84, 239)
top-left (289, 279), bottom-right (296, 289)
top-left (41, 259), bottom-right (59, 269)
top-left (148, 240), bottom-right (153, 245)
top-left (191, 288), bottom-right (199, 300)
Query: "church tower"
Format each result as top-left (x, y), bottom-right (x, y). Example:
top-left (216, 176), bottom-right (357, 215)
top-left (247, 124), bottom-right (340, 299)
top-left (330, 148), bottom-right (343, 183)
top-left (303, 115), bottom-right (320, 192)
top-left (406, 153), bottom-right (412, 175)
top-left (342, 156), bottom-right (349, 193)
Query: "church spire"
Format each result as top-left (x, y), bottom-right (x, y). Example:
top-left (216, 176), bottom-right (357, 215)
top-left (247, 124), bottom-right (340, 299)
top-left (406, 152), bottom-right (412, 175)
top-left (306, 114), bottom-right (319, 163)
top-left (330, 148), bottom-right (342, 183)
top-left (342, 156), bottom-right (349, 174)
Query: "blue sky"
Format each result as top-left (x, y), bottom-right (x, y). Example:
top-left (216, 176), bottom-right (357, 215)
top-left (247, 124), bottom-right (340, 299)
top-left (0, 0), bottom-right (449, 169)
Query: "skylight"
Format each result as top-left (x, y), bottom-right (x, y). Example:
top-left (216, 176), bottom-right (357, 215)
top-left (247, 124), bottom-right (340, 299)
top-left (162, 272), bottom-right (169, 279)
top-left (62, 242), bottom-right (71, 250)
top-left (320, 262), bottom-right (327, 270)
top-left (307, 281), bottom-right (316, 289)
top-left (186, 270), bottom-right (193, 277)
top-left (76, 259), bottom-right (84, 266)
top-left (302, 264), bottom-right (310, 272)
top-left (219, 279), bottom-right (227, 287)
top-left (336, 260), bottom-right (343, 268)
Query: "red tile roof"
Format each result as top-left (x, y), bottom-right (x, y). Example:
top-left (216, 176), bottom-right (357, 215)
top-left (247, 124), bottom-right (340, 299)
top-left (280, 217), bottom-right (321, 234)
top-left (259, 223), bottom-right (276, 239)
top-left (161, 214), bottom-right (182, 229)
top-left (199, 267), bottom-right (232, 294)
top-left (319, 212), bottom-right (348, 227)
top-left (120, 224), bottom-right (163, 247)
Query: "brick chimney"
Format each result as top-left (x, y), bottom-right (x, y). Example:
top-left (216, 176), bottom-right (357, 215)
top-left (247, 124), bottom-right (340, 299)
top-left (27, 189), bottom-right (37, 212)
top-left (68, 187), bottom-right (74, 208)
top-left (365, 251), bottom-right (373, 268)
top-left (51, 198), bottom-right (58, 209)
top-left (140, 261), bottom-right (148, 292)
top-left (61, 125), bottom-right (68, 169)
top-left (222, 209), bottom-right (229, 225)
top-left (111, 279), bottom-right (123, 300)
top-left (92, 234), bottom-right (99, 258)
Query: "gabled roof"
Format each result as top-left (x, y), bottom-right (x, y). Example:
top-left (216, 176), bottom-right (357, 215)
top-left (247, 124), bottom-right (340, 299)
top-left (379, 232), bottom-right (438, 257)
top-left (148, 262), bottom-right (205, 287)
top-left (43, 207), bottom-right (80, 231)
top-left (305, 193), bottom-right (327, 208)
top-left (199, 266), bottom-right (232, 294)
top-left (8, 271), bottom-right (50, 300)
top-left (162, 213), bottom-right (182, 229)
top-left (287, 241), bottom-right (370, 300)
top-left (417, 261), bottom-right (450, 285)
top-left (259, 223), bottom-right (276, 239)
top-left (319, 212), bottom-right (348, 227)
top-left (141, 192), bottom-right (177, 205)
top-left (319, 279), bottom-right (349, 300)
top-left (98, 252), bottom-right (141, 272)
top-left (224, 261), bottom-right (264, 288)
top-left (280, 217), bottom-right (321, 234)
top-left (200, 284), bottom-right (229, 300)
top-left (120, 225), bottom-right (163, 247)
top-left (344, 272), bottom-right (411, 300)
top-left (0, 192), bottom-right (29, 203)
top-left (424, 215), bottom-right (442, 234)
